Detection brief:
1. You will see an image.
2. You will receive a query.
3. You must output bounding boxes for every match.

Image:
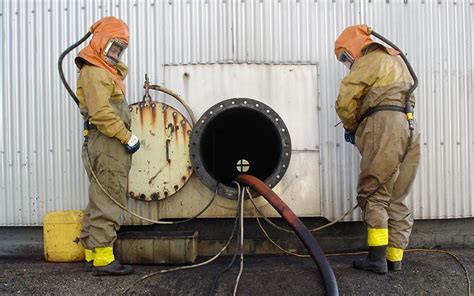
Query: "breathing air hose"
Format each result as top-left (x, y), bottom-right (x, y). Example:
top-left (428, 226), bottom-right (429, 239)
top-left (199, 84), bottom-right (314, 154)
top-left (58, 31), bottom-right (92, 107)
top-left (57, 33), bottom-right (213, 225)
top-left (369, 28), bottom-right (418, 130)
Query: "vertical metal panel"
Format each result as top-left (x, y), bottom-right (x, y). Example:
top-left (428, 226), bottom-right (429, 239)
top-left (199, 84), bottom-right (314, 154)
top-left (1, 0), bottom-right (473, 225)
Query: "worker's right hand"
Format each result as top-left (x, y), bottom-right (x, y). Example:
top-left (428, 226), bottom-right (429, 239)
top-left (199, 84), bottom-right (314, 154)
top-left (124, 134), bottom-right (141, 154)
top-left (344, 130), bottom-right (355, 145)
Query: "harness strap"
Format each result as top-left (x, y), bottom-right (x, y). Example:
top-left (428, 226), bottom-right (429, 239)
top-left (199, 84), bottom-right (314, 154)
top-left (359, 105), bottom-right (406, 123)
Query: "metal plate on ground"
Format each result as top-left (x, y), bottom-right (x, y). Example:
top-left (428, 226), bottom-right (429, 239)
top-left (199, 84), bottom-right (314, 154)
top-left (115, 231), bottom-right (198, 265)
top-left (128, 100), bottom-right (193, 201)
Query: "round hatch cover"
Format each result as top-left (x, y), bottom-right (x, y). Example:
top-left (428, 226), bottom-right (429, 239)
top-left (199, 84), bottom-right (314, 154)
top-left (128, 101), bottom-right (193, 201)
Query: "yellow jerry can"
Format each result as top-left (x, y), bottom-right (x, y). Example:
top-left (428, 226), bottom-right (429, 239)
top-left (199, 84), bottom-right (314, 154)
top-left (43, 210), bottom-right (85, 262)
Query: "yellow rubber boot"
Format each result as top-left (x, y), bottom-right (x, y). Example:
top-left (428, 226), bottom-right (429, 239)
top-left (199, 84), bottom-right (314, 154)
top-left (84, 249), bottom-right (94, 272)
top-left (353, 228), bottom-right (388, 274)
top-left (386, 246), bottom-right (404, 271)
top-left (93, 247), bottom-right (133, 276)
top-left (85, 249), bottom-right (94, 262)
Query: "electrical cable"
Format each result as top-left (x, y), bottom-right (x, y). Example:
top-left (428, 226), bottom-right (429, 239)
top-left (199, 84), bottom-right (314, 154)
top-left (232, 183), bottom-right (245, 296)
top-left (123, 187), bottom-right (244, 295)
top-left (403, 249), bottom-right (471, 296)
top-left (208, 183), bottom-right (243, 296)
top-left (208, 227), bottom-right (240, 296)
top-left (87, 151), bottom-right (217, 225)
top-left (250, 189), bottom-right (471, 296)
top-left (248, 188), bottom-right (358, 234)
top-left (250, 188), bottom-right (310, 258)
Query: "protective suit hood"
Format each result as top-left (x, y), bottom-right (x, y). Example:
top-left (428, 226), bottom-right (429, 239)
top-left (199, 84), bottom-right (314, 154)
top-left (75, 16), bottom-right (129, 94)
top-left (334, 24), bottom-right (399, 62)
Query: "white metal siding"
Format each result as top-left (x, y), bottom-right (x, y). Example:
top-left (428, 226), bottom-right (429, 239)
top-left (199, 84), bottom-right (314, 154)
top-left (1, 0), bottom-right (473, 225)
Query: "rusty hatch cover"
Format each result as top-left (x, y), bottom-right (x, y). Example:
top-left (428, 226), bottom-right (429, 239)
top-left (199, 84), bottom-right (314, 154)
top-left (128, 101), bottom-right (193, 201)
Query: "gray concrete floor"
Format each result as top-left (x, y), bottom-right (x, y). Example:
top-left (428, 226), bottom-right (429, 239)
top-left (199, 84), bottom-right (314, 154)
top-left (0, 248), bottom-right (472, 295)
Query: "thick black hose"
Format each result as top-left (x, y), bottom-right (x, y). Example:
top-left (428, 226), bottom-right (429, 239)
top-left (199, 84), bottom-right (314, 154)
top-left (235, 175), bottom-right (339, 296)
top-left (57, 31), bottom-right (92, 107)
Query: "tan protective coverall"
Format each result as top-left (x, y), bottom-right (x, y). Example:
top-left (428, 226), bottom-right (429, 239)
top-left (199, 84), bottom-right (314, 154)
top-left (336, 47), bottom-right (420, 249)
top-left (77, 63), bottom-right (131, 248)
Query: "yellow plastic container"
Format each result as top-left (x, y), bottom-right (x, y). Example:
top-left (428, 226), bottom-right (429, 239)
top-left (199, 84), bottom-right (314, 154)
top-left (43, 210), bottom-right (85, 262)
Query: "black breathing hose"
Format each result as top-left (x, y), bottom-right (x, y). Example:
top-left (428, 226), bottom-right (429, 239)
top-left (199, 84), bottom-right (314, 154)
top-left (369, 29), bottom-right (418, 129)
top-left (57, 31), bottom-right (92, 107)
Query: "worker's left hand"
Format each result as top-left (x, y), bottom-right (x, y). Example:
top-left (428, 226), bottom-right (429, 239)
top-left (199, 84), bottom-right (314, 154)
top-left (124, 134), bottom-right (141, 154)
top-left (344, 130), bottom-right (355, 145)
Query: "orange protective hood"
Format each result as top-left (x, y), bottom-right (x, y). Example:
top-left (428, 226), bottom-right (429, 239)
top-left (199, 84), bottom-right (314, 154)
top-left (334, 24), bottom-right (399, 62)
top-left (75, 16), bottom-right (129, 94)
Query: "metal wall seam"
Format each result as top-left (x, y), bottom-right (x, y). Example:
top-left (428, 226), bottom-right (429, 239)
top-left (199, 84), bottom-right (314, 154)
top-left (0, 2), bottom-right (5, 223)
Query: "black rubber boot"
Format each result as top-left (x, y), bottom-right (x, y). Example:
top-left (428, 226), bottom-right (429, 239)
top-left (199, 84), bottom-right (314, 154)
top-left (353, 246), bottom-right (388, 274)
top-left (85, 261), bottom-right (93, 272)
top-left (387, 260), bottom-right (402, 271)
top-left (92, 260), bottom-right (134, 276)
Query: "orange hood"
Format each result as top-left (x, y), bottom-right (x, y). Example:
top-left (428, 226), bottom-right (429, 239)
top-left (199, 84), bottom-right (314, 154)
top-left (75, 16), bottom-right (129, 94)
top-left (334, 24), bottom-right (399, 62)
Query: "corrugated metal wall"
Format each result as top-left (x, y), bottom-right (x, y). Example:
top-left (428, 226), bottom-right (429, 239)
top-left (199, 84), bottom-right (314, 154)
top-left (1, 0), bottom-right (473, 225)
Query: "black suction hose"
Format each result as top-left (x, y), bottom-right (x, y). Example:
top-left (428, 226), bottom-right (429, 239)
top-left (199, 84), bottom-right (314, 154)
top-left (58, 31), bottom-right (92, 107)
top-left (369, 29), bottom-right (418, 130)
top-left (235, 174), bottom-right (339, 296)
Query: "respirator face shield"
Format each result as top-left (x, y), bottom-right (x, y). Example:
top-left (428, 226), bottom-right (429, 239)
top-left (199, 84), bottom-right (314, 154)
top-left (103, 38), bottom-right (128, 65)
top-left (337, 49), bottom-right (355, 70)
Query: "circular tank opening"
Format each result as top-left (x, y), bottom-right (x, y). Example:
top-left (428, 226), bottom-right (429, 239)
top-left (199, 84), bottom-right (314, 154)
top-left (190, 98), bottom-right (291, 199)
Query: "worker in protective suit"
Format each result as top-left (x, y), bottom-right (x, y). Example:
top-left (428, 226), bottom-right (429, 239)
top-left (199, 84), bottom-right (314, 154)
top-left (334, 25), bottom-right (420, 274)
top-left (75, 16), bottom-right (140, 276)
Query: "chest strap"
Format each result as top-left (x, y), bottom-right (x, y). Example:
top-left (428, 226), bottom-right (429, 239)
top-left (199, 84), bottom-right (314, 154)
top-left (359, 105), bottom-right (406, 123)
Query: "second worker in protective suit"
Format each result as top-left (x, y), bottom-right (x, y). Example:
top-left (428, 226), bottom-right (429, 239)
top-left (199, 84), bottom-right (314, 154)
top-left (75, 17), bottom-right (140, 276)
top-left (334, 25), bottom-right (420, 274)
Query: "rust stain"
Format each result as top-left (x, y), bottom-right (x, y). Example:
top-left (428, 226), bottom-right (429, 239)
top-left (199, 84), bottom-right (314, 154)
top-left (183, 122), bottom-right (191, 143)
top-left (151, 104), bottom-right (157, 128)
top-left (162, 105), bottom-right (168, 132)
top-left (172, 112), bottom-right (178, 142)
top-left (139, 105), bottom-right (145, 129)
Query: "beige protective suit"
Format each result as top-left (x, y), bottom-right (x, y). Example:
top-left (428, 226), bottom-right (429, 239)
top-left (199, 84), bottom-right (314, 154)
top-left (78, 64), bottom-right (131, 251)
top-left (336, 45), bottom-right (420, 261)
top-left (74, 16), bottom-right (134, 269)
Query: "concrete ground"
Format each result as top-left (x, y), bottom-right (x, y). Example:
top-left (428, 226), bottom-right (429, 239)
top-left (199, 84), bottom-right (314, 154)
top-left (0, 248), bottom-right (472, 295)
